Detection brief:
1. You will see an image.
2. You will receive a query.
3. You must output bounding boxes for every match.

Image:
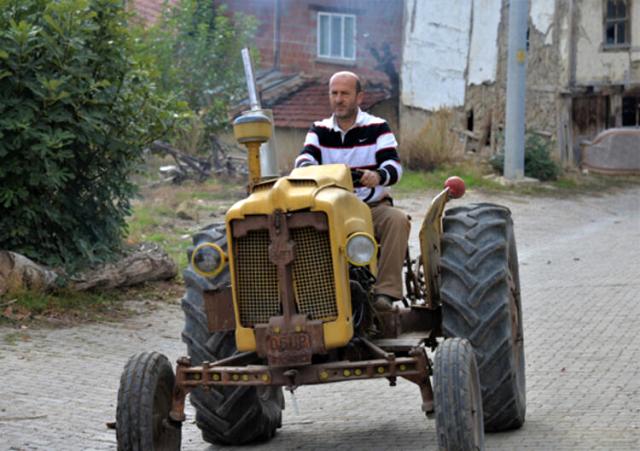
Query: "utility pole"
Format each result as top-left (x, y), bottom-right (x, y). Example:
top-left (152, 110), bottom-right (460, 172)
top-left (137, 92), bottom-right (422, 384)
top-left (504, 0), bottom-right (529, 180)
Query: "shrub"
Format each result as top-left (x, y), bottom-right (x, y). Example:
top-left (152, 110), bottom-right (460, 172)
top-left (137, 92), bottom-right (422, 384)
top-left (0, 0), bottom-right (177, 269)
top-left (400, 108), bottom-right (462, 171)
top-left (490, 133), bottom-right (561, 181)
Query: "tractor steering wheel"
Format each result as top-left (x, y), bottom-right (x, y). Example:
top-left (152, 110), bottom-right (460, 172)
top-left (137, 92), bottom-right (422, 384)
top-left (350, 169), bottom-right (364, 188)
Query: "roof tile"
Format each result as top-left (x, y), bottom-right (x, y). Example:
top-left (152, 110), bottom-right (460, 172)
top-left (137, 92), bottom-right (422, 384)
top-left (272, 82), bottom-right (389, 129)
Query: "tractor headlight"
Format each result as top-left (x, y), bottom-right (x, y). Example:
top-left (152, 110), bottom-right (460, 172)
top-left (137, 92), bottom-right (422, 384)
top-left (346, 233), bottom-right (377, 266)
top-left (191, 242), bottom-right (227, 277)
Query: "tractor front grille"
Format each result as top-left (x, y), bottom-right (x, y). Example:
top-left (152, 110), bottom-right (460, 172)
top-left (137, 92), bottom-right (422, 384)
top-left (291, 226), bottom-right (337, 321)
top-left (235, 229), bottom-right (280, 326)
top-left (232, 214), bottom-right (337, 327)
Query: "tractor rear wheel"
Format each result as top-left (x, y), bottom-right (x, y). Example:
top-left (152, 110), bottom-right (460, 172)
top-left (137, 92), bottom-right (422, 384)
top-left (181, 225), bottom-right (283, 445)
top-left (433, 338), bottom-right (484, 451)
top-left (440, 203), bottom-right (526, 431)
top-left (116, 352), bottom-right (181, 451)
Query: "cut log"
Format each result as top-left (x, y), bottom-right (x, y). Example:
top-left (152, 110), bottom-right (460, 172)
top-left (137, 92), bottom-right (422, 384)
top-left (71, 243), bottom-right (177, 291)
top-left (0, 243), bottom-right (177, 296)
top-left (0, 251), bottom-right (59, 296)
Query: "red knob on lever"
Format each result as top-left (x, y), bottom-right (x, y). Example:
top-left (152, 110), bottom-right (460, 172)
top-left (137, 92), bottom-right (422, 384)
top-left (444, 176), bottom-right (466, 199)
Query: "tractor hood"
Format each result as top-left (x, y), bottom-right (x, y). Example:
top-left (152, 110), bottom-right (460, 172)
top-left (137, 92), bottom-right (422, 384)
top-left (225, 163), bottom-right (374, 352)
top-left (226, 164), bottom-right (354, 218)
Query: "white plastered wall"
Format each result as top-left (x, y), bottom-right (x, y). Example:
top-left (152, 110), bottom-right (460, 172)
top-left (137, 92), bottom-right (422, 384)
top-left (401, 0), bottom-right (472, 109)
top-left (574, 0), bottom-right (640, 85)
top-left (467, 0), bottom-right (502, 86)
top-left (530, 0), bottom-right (556, 45)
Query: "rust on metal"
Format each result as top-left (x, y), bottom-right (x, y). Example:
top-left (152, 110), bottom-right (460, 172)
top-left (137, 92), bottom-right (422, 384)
top-left (169, 357), bottom-right (192, 423)
top-left (230, 211), bottom-right (327, 239)
top-left (231, 214), bottom-right (269, 238)
top-left (175, 353), bottom-right (427, 388)
top-left (359, 336), bottom-right (394, 360)
top-left (373, 306), bottom-right (439, 339)
top-left (230, 211), bottom-right (333, 327)
top-left (403, 347), bottom-right (434, 414)
top-left (208, 351), bottom-right (256, 367)
top-left (268, 209), bottom-right (296, 321)
top-left (229, 210), bottom-right (333, 363)
top-left (255, 314), bottom-right (325, 367)
top-left (204, 287), bottom-right (236, 332)
top-left (285, 211), bottom-right (329, 231)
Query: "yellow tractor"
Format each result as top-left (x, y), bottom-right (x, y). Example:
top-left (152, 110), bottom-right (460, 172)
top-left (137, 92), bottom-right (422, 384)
top-left (116, 111), bottom-right (525, 451)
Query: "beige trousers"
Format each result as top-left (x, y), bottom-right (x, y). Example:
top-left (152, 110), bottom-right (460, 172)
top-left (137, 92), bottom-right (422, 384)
top-left (370, 199), bottom-right (411, 299)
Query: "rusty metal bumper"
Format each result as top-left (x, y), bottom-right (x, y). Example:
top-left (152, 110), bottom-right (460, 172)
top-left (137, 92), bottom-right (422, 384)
top-left (169, 347), bottom-right (434, 422)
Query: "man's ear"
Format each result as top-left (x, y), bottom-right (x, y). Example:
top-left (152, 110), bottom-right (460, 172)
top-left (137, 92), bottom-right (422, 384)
top-left (356, 91), bottom-right (364, 105)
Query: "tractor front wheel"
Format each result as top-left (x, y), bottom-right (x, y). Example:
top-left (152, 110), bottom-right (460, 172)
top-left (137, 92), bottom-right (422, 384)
top-left (433, 338), bottom-right (484, 451)
top-left (116, 352), bottom-right (181, 451)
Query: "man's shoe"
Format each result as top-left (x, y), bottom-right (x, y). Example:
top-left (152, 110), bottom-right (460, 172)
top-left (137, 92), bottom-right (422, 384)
top-left (373, 294), bottom-right (394, 312)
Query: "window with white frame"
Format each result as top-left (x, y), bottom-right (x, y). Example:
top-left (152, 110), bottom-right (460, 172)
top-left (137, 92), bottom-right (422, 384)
top-left (604, 0), bottom-right (630, 48)
top-left (317, 12), bottom-right (356, 61)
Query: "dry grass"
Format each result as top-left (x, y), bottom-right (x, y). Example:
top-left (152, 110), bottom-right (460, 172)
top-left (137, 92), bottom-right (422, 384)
top-left (127, 176), bottom-right (245, 270)
top-left (400, 108), bottom-right (463, 171)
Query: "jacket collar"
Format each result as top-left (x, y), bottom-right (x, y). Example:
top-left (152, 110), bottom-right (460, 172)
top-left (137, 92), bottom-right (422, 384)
top-left (331, 108), bottom-right (365, 134)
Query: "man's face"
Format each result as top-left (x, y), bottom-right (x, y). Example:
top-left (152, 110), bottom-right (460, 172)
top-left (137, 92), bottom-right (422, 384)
top-left (329, 76), bottom-right (363, 120)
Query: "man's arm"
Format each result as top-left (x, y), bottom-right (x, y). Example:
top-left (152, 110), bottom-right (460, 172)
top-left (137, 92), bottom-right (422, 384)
top-left (363, 123), bottom-right (402, 187)
top-left (294, 128), bottom-right (322, 168)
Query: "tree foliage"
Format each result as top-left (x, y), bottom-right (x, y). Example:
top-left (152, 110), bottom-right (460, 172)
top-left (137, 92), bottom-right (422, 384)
top-left (135, 0), bottom-right (259, 143)
top-left (0, 0), bottom-right (177, 268)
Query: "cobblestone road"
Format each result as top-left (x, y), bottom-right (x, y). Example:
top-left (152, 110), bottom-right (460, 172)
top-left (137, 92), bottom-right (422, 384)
top-left (1, 187), bottom-right (639, 450)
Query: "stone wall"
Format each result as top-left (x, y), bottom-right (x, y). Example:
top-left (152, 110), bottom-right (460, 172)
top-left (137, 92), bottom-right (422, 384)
top-left (401, 0), bottom-right (640, 166)
top-left (463, 0), bottom-right (567, 160)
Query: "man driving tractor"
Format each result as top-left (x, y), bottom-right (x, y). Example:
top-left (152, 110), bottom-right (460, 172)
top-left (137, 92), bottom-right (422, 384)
top-left (115, 55), bottom-right (525, 451)
top-left (294, 71), bottom-right (411, 311)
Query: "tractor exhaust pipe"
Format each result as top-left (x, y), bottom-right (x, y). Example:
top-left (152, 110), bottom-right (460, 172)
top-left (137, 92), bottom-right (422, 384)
top-left (240, 48), bottom-right (278, 180)
top-left (241, 48), bottom-right (260, 111)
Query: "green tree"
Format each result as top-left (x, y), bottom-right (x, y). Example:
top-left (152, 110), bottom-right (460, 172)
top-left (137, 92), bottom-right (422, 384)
top-left (136, 0), bottom-right (259, 144)
top-left (0, 0), bottom-right (178, 268)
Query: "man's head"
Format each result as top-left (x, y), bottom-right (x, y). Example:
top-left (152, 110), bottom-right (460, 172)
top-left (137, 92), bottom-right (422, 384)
top-left (329, 71), bottom-right (363, 124)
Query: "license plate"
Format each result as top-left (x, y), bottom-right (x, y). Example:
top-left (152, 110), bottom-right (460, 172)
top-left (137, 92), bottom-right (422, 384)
top-left (267, 332), bottom-right (312, 366)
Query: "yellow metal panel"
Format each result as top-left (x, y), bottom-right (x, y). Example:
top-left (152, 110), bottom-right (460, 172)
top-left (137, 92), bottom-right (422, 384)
top-left (236, 327), bottom-right (256, 352)
top-left (419, 189), bottom-right (450, 307)
top-left (289, 164), bottom-right (353, 191)
top-left (229, 163), bottom-right (374, 352)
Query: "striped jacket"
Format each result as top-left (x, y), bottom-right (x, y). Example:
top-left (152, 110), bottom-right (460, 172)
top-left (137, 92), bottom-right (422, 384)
top-left (294, 109), bottom-right (402, 204)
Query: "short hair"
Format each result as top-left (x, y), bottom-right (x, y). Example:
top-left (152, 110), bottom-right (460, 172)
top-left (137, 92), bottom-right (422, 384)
top-left (330, 71), bottom-right (362, 93)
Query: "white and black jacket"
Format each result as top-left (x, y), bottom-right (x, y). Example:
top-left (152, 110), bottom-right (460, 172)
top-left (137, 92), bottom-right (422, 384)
top-left (294, 109), bottom-right (402, 204)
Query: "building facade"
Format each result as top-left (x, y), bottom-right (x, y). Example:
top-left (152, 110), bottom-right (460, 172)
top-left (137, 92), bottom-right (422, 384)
top-left (401, 0), bottom-right (640, 167)
top-left (221, 0), bottom-right (405, 170)
top-left (220, 0), bottom-right (403, 84)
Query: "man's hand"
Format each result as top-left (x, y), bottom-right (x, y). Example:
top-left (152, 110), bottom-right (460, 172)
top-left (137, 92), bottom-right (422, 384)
top-left (360, 169), bottom-right (381, 188)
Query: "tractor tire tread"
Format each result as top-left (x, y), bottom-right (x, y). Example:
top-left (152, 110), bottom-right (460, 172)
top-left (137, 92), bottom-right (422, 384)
top-left (116, 352), bottom-right (180, 450)
top-left (440, 203), bottom-right (526, 432)
top-left (434, 338), bottom-right (484, 451)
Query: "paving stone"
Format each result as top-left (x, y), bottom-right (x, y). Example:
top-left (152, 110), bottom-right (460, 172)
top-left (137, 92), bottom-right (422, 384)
top-left (1, 188), bottom-right (639, 450)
